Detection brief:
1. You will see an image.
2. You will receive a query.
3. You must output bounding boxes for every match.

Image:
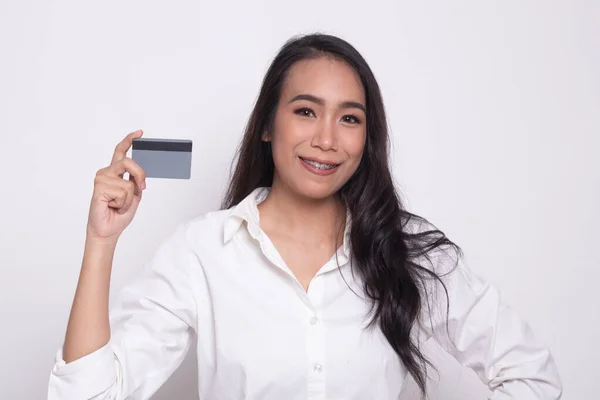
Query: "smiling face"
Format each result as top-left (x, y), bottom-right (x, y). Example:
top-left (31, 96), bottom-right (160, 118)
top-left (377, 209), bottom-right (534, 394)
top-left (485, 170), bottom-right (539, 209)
top-left (264, 56), bottom-right (367, 200)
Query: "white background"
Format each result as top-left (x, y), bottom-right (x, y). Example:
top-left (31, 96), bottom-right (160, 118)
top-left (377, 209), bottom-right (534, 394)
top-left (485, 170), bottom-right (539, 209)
top-left (1, 1), bottom-right (598, 399)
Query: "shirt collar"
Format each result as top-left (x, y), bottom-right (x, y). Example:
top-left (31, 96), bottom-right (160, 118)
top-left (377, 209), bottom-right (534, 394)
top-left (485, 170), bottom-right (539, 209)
top-left (223, 187), bottom-right (268, 244)
top-left (223, 187), bottom-right (352, 261)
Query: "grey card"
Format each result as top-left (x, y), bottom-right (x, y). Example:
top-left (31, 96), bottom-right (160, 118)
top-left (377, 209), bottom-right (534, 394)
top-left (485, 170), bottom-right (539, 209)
top-left (132, 138), bottom-right (193, 179)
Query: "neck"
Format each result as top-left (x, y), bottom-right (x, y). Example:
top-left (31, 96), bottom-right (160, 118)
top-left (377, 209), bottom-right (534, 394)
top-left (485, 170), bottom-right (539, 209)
top-left (258, 181), bottom-right (345, 245)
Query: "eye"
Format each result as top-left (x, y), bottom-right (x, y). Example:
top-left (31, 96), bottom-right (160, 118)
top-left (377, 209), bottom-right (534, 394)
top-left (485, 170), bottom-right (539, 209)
top-left (294, 107), bottom-right (316, 118)
top-left (341, 115), bottom-right (361, 124)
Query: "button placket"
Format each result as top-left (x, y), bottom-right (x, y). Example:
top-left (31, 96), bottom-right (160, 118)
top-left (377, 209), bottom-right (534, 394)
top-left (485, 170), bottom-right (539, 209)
top-left (306, 276), bottom-right (326, 399)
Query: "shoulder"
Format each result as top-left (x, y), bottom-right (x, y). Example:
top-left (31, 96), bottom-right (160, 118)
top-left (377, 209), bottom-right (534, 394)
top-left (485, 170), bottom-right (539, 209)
top-left (175, 208), bottom-right (235, 248)
top-left (142, 208), bottom-right (233, 261)
top-left (400, 211), bottom-right (462, 276)
top-left (401, 212), bottom-right (434, 234)
top-left (144, 208), bottom-right (238, 276)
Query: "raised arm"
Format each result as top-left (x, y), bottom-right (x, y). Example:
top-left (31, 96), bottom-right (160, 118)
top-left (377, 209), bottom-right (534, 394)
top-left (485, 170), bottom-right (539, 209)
top-left (48, 130), bottom-right (197, 399)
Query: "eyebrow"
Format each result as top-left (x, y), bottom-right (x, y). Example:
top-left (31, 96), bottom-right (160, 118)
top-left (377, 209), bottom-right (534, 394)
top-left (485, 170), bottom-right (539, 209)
top-left (288, 94), bottom-right (367, 114)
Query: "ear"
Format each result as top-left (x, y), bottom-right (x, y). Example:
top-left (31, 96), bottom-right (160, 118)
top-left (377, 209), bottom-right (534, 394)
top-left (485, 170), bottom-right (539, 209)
top-left (261, 131), bottom-right (271, 142)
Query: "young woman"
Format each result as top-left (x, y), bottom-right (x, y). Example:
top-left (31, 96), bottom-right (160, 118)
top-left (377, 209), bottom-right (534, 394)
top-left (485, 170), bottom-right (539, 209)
top-left (48, 34), bottom-right (562, 399)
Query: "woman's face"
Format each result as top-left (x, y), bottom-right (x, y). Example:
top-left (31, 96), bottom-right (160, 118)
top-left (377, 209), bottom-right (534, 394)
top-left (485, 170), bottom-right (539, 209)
top-left (265, 57), bottom-right (367, 200)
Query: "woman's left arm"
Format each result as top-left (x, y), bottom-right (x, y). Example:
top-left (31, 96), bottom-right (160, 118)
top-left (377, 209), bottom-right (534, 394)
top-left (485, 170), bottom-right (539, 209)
top-left (421, 253), bottom-right (562, 399)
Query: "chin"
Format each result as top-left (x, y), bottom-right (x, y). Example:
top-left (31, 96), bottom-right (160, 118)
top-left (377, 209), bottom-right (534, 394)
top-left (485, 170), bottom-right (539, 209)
top-left (289, 179), bottom-right (343, 201)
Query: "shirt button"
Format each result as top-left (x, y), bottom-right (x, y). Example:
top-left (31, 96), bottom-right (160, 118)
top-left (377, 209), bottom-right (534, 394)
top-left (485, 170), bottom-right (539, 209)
top-left (313, 363), bottom-right (323, 373)
top-left (309, 316), bottom-right (319, 325)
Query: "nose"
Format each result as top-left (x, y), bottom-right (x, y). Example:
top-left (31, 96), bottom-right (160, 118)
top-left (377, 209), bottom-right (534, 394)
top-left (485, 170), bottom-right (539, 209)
top-left (310, 117), bottom-right (337, 151)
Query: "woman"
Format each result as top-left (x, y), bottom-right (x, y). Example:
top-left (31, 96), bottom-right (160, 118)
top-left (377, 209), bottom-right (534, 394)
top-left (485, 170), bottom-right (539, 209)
top-left (48, 34), bottom-right (562, 399)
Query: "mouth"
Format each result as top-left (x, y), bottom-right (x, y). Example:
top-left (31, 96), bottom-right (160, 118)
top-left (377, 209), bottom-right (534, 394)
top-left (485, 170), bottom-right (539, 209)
top-left (299, 156), bottom-right (341, 175)
top-left (299, 156), bottom-right (340, 170)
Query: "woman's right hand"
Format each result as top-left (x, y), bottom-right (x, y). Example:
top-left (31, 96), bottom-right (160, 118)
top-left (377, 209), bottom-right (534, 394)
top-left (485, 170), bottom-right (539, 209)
top-left (86, 130), bottom-right (147, 244)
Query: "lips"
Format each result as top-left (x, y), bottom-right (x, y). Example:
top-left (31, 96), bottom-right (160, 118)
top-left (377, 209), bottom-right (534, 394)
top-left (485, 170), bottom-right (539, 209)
top-left (299, 156), bottom-right (341, 176)
top-left (300, 157), bottom-right (339, 170)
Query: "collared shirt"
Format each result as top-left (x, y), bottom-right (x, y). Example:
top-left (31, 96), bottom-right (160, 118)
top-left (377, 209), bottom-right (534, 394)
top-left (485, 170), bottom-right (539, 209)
top-left (48, 187), bottom-right (562, 399)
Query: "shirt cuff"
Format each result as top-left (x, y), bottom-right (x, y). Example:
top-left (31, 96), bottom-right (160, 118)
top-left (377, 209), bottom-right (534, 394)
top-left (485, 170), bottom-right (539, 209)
top-left (49, 342), bottom-right (118, 399)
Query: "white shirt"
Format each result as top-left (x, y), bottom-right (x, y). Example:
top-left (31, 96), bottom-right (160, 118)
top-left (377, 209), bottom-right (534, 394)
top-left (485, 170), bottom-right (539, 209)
top-left (48, 187), bottom-right (562, 399)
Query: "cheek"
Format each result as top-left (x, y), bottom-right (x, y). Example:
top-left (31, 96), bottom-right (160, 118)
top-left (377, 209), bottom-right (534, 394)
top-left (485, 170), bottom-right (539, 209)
top-left (342, 131), bottom-right (367, 160)
top-left (279, 116), bottom-right (311, 144)
top-left (269, 124), bottom-right (296, 170)
top-left (271, 139), bottom-right (290, 167)
top-left (271, 114), bottom-right (310, 159)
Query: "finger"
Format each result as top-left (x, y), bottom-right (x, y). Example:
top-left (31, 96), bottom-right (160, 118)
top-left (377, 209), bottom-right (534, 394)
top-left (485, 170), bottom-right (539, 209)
top-left (111, 129), bottom-right (143, 165)
top-left (106, 158), bottom-right (147, 191)
top-left (121, 158), bottom-right (147, 191)
top-left (94, 182), bottom-right (135, 214)
top-left (128, 172), bottom-right (146, 193)
top-left (95, 174), bottom-right (139, 199)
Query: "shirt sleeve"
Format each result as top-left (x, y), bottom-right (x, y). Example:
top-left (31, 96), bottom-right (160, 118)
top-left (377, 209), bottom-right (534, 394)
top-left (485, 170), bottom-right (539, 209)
top-left (419, 246), bottom-right (563, 399)
top-left (48, 222), bottom-right (198, 400)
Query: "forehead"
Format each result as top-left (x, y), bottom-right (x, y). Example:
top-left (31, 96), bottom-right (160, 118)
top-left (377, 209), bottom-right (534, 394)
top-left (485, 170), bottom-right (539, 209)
top-left (281, 57), bottom-right (365, 103)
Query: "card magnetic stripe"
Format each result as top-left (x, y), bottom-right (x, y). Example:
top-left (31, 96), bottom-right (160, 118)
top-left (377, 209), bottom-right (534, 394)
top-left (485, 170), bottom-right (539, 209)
top-left (132, 140), bottom-right (192, 152)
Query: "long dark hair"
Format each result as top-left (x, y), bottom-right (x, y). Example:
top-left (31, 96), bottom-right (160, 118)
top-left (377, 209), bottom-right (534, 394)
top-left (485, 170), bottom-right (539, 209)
top-left (222, 33), bottom-right (459, 396)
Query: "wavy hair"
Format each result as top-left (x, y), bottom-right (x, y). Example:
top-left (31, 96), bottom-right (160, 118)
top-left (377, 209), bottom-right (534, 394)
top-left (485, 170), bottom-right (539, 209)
top-left (222, 33), bottom-right (459, 396)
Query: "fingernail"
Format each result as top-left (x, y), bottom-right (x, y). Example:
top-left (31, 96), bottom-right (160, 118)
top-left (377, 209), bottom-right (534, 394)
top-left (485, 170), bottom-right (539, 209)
top-left (141, 181), bottom-right (146, 190)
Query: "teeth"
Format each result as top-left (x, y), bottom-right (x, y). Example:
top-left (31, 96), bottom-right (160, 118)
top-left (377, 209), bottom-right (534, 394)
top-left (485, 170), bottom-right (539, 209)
top-left (303, 158), bottom-right (337, 170)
